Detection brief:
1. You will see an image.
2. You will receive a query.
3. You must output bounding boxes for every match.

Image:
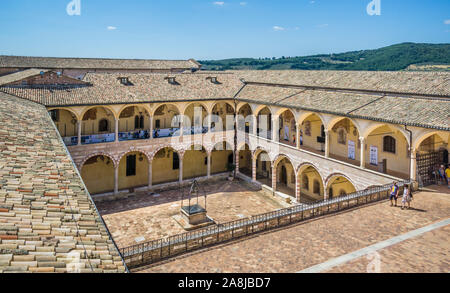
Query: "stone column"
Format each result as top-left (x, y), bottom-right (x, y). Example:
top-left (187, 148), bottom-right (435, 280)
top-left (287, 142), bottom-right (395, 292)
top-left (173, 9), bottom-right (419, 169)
top-left (207, 114), bottom-right (212, 133)
top-left (149, 116), bottom-right (153, 140)
top-left (410, 148), bottom-right (417, 181)
top-left (271, 163), bottom-right (277, 194)
top-left (295, 173), bottom-right (301, 202)
top-left (115, 118), bottom-right (119, 142)
top-left (359, 137), bottom-right (366, 168)
top-left (207, 152), bottom-right (211, 178)
top-left (252, 155), bottom-right (257, 182)
top-left (296, 125), bottom-right (301, 149)
top-left (324, 129), bottom-right (330, 158)
top-left (77, 121), bottom-right (82, 146)
top-left (252, 115), bottom-right (258, 136)
top-left (180, 116), bottom-right (184, 138)
top-left (148, 161), bottom-right (152, 189)
top-left (179, 157), bottom-right (184, 183)
top-left (272, 116), bottom-right (279, 143)
top-left (114, 165), bottom-right (119, 195)
top-left (235, 151), bottom-right (240, 175)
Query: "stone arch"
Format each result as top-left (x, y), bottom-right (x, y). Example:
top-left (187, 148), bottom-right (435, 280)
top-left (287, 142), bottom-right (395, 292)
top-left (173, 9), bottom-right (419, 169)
top-left (254, 104), bottom-right (273, 116)
top-left (151, 146), bottom-right (181, 185)
top-left (47, 107), bottom-right (81, 121)
top-left (296, 162), bottom-right (326, 202)
top-left (326, 116), bottom-right (362, 137)
top-left (150, 145), bottom-right (183, 161)
top-left (297, 111), bottom-right (326, 127)
top-left (325, 173), bottom-right (357, 199)
top-left (362, 123), bottom-right (410, 146)
top-left (81, 105), bottom-right (118, 121)
top-left (79, 152), bottom-right (117, 169)
top-left (117, 148), bottom-right (152, 165)
top-left (236, 102), bottom-right (253, 114)
top-left (412, 131), bottom-right (447, 151)
top-left (182, 101), bottom-right (210, 116)
top-left (325, 173), bottom-right (357, 192)
top-left (117, 104), bottom-right (152, 119)
top-left (209, 100), bottom-right (235, 114)
top-left (151, 103), bottom-right (182, 117)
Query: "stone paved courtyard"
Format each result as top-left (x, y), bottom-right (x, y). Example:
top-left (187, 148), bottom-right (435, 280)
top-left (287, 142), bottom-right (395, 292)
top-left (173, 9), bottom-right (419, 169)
top-left (137, 185), bottom-right (450, 273)
top-left (97, 180), bottom-right (288, 248)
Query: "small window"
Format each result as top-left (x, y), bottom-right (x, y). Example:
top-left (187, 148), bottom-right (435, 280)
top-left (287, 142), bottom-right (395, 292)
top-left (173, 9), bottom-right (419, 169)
top-left (155, 119), bottom-right (161, 129)
top-left (119, 77), bottom-right (130, 85)
top-left (99, 119), bottom-right (109, 132)
top-left (173, 152), bottom-right (180, 170)
top-left (126, 155), bottom-right (136, 177)
top-left (383, 136), bottom-right (396, 154)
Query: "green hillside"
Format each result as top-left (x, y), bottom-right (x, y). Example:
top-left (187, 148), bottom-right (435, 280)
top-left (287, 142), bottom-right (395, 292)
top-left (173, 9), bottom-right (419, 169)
top-left (200, 43), bottom-right (450, 71)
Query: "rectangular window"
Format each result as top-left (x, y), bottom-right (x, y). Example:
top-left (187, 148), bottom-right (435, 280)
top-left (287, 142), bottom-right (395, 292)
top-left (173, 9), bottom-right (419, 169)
top-left (126, 155), bottom-right (136, 176)
top-left (155, 119), bottom-right (161, 129)
top-left (173, 153), bottom-right (180, 170)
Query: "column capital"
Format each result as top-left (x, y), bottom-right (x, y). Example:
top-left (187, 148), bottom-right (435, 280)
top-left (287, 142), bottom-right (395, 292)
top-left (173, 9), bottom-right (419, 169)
top-left (359, 136), bottom-right (366, 143)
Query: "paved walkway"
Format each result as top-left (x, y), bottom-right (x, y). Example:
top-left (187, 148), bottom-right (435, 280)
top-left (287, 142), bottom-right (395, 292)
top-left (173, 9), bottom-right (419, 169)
top-left (97, 180), bottom-right (287, 248)
top-left (139, 186), bottom-right (450, 273)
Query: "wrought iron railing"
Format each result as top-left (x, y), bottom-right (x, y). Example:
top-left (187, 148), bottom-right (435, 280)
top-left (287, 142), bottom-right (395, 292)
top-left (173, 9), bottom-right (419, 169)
top-left (120, 180), bottom-right (412, 269)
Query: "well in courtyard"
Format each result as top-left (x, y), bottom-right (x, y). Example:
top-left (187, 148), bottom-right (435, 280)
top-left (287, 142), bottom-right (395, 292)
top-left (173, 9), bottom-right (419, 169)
top-left (96, 180), bottom-right (288, 249)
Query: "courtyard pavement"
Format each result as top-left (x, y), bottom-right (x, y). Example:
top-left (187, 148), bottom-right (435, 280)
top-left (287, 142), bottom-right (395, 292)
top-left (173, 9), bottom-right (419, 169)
top-left (96, 180), bottom-right (288, 248)
top-left (137, 185), bottom-right (450, 273)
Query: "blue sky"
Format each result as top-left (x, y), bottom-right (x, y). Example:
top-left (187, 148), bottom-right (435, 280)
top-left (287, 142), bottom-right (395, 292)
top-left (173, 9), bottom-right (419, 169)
top-left (0, 0), bottom-right (449, 60)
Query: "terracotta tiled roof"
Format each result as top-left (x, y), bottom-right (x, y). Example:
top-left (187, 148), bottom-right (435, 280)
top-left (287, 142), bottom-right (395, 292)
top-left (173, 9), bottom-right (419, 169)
top-left (0, 56), bottom-right (200, 70)
top-left (0, 72), bottom-right (243, 106)
top-left (0, 92), bottom-right (126, 273)
top-left (233, 70), bottom-right (450, 97)
top-left (236, 83), bottom-right (450, 130)
top-left (0, 69), bottom-right (47, 86)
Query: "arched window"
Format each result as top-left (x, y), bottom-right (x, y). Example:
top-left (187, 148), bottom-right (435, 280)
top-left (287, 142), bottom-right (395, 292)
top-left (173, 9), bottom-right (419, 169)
top-left (99, 119), bottom-right (109, 132)
top-left (313, 180), bottom-right (320, 195)
top-left (383, 136), bottom-right (396, 154)
top-left (302, 174), bottom-right (309, 190)
top-left (339, 190), bottom-right (347, 196)
top-left (134, 115), bottom-right (145, 129)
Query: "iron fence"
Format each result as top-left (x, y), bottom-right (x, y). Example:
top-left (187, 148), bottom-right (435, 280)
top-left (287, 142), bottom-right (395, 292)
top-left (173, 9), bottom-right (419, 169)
top-left (120, 180), bottom-right (412, 269)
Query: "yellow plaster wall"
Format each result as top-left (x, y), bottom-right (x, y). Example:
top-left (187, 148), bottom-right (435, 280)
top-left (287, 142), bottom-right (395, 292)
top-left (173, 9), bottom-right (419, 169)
top-left (118, 106), bottom-right (151, 132)
top-left (211, 150), bottom-right (233, 174)
top-left (82, 107), bottom-right (115, 135)
top-left (329, 124), bottom-right (360, 161)
top-left (300, 115), bottom-right (323, 151)
top-left (327, 177), bottom-right (356, 198)
top-left (55, 110), bottom-right (77, 137)
top-left (365, 126), bottom-right (409, 176)
top-left (152, 148), bottom-right (180, 184)
top-left (81, 157), bottom-right (114, 194)
top-left (118, 152), bottom-right (149, 190)
top-left (183, 150), bottom-right (208, 179)
top-left (299, 169), bottom-right (324, 200)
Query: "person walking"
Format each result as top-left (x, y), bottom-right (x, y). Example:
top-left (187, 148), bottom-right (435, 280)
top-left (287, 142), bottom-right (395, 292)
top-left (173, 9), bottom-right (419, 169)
top-left (390, 181), bottom-right (399, 207)
top-left (401, 184), bottom-right (413, 210)
top-left (438, 165), bottom-right (446, 185)
top-left (445, 165), bottom-right (450, 189)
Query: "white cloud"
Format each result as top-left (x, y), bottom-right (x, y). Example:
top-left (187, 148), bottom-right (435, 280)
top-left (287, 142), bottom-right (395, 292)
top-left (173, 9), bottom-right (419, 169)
top-left (273, 26), bottom-right (285, 31)
top-left (444, 19), bottom-right (450, 25)
top-left (213, 1), bottom-right (225, 6)
top-left (107, 26), bottom-right (117, 30)
top-left (240, 2), bottom-right (247, 6)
